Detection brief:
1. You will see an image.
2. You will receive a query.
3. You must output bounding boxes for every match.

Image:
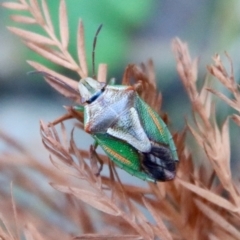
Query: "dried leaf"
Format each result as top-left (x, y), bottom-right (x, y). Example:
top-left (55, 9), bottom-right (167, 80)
top-left (178, 179), bottom-right (239, 212)
top-left (70, 135), bottom-right (95, 181)
top-left (195, 200), bottom-right (240, 239)
top-left (10, 15), bottom-right (37, 24)
top-left (59, 0), bottom-right (69, 49)
top-left (187, 123), bottom-right (204, 148)
top-left (40, 121), bottom-right (74, 165)
top-left (145, 59), bottom-right (156, 87)
top-left (210, 104), bottom-right (221, 143)
top-left (8, 27), bottom-right (55, 46)
top-left (207, 56), bottom-right (234, 92)
top-left (49, 156), bottom-right (81, 179)
top-left (74, 234), bottom-right (142, 240)
top-left (97, 64), bottom-right (107, 83)
top-left (24, 223), bottom-right (45, 240)
top-left (172, 38), bottom-right (198, 85)
top-left (199, 78), bottom-right (212, 119)
top-left (52, 184), bottom-right (120, 216)
top-left (1, 2), bottom-right (28, 10)
top-left (208, 234), bottom-right (219, 240)
top-left (208, 88), bottom-right (240, 112)
top-left (125, 203), bottom-right (154, 240)
top-left (232, 114), bottom-right (240, 126)
top-left (26, 42), bottom-right (77, 70)
top-left (19, 0), bottom-right (27, 4)
top-left (143, 197), bottom-right (172, 240)
top-left (10, 183), bottom-right (20, 240)
top-left (0, 213), bottom-right (15, 240)
top-left (214, 230), bottom-right (236, 240)
top-left (41, 0), bottom-right (54, 32)
top-left (48, 122), bottom-right (60, 143)
top-left (60, 122), bottom-right (68, 149)
top-left (151, 182), bottom-right (166, 200)
top-left (28, 61), bottom-right (80, 101)
top-left (77, 20), bottom-right (88, 78)
top-left (221, 118), bottom-right (230, 168)
top-left (29, 0), bottom-right (45, 25)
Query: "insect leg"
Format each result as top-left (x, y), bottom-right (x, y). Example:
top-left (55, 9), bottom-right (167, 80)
top-left (89, 140), bottom-right (103, 176)
top-left (48, 112), bottom-right (73, 127)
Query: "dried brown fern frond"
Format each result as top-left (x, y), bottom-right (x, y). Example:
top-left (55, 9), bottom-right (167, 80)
top-left (3, 0), bottom-right (87, 77)
top-left (172, 38), bottom-right (240, 238)
top-left (0, 130), bottom-right (88, 240)
top-left (2, 0), bottom-right (240, 239)
top-left (207, 54), bottom-right (240, 126)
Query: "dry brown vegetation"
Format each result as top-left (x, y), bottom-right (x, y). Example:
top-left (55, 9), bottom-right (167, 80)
top-left (1, 0), bottom-right (240, 239)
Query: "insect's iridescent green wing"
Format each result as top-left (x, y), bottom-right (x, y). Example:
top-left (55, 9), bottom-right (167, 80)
top-left (93, 133), bottom-right (155, 182)
top-left (135, 95), bottom-right (179, 161)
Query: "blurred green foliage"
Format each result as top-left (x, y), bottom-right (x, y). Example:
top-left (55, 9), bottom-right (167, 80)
top-left (2, 0), bottom-right (155, 76)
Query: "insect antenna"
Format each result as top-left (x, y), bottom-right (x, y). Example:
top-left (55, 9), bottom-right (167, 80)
top-left (92, 24), bottom-right (103, 79)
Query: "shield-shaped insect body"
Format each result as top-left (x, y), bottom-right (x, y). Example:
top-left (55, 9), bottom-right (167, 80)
top-left (76, 77), bottom-right (179, 182)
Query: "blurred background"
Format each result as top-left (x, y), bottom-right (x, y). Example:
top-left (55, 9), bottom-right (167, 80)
top-left (0, 0), bottom-right (240, 230)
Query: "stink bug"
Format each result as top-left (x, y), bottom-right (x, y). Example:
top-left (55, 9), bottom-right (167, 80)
top-left (73, 76), bottom-right (178, 182)
top-left (37, 25), bottom-right (179, 182)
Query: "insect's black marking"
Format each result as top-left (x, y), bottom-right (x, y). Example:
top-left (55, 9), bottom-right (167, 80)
top-left (142, 144), bottom-right (176, 181)
top-left (86, 88), bottom-right (105, 104)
